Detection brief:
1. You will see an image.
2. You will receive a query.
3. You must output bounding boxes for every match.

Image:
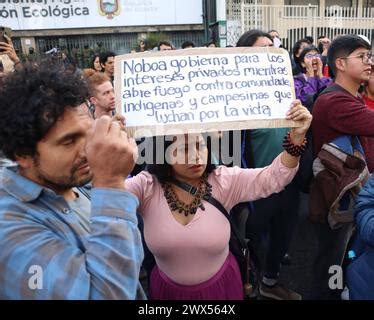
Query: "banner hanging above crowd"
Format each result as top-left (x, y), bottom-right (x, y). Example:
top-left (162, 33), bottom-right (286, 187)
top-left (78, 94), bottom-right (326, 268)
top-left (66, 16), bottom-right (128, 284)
top-left (1, 0), bottom-right (203, 30)
top-left (115, 47), bottom-right (298, 138)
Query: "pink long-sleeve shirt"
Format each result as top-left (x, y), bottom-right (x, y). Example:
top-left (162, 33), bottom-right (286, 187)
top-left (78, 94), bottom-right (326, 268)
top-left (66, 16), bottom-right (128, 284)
top-left (126, 154), bottom-right (298, 285)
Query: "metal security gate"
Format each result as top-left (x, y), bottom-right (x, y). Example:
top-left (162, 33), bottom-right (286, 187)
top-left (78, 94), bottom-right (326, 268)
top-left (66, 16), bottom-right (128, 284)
top-left (35, 30), bottom-right (205, 69)
top-left (226, 1), bottom-right (374, 50)
top-left (35, 33), bottom-right (138, 68)
top-left (227, 3), bottom-right (319, 49)
top-left (226, 0), bottom-right (259, 46)
top-left (166, 31), bottom-right (205, 49)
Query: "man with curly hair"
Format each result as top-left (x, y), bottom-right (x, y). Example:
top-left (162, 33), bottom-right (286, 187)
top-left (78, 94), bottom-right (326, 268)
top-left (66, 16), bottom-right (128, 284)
top-left (0, 60), bottom-right (145, 300)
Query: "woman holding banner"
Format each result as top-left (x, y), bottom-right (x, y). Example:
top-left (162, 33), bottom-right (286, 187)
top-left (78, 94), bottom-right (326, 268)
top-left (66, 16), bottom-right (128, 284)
top-left (125, 100), bottom-right (312, 300)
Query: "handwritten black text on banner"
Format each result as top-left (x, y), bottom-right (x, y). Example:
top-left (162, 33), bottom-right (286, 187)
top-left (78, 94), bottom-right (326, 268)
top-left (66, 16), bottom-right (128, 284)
top-left (115, 48), bottom-right (296, 137)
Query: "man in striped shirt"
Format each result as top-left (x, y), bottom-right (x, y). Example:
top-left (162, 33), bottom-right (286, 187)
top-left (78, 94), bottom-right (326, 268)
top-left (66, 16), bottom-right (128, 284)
top-left (0, 59), bottom-right (145, 299)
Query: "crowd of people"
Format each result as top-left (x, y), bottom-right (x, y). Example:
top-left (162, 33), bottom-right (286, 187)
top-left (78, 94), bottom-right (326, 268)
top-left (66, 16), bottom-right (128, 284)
top-left (1, 28), bottom-right (374, 300)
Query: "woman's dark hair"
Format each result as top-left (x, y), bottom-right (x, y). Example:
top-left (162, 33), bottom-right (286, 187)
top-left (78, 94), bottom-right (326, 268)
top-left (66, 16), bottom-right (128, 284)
top-left (91, 54), bottom-right (102, 71)
top-left (0, 58), bottom-right (89, 160)
top-left (158, 41), bottom-right (173, 50)
top-left (146, 134), bottom-right (217, 183)
top-left (138, 39), bottom-right (150, 51)
top-left (181, 41), bottom-right (195, 49)
top-left (292, 38), bottom-right (312, 62)
top-left (328, 34), bottom-right (371, 76)
top-left (291, 38), bottom-right (312, 75)
top-left (236, 29), bottom-right (273, 47)
top-left (205, 40), bottom-right (216, 47)
top-left (305, 36), bottom-right (314, 44)
top-left (99, 51), bottom-right (116, 66)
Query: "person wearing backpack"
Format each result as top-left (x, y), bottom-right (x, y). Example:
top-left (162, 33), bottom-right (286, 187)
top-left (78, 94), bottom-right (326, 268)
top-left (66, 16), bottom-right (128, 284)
top-left (311, 34), bottom-right (374, 300)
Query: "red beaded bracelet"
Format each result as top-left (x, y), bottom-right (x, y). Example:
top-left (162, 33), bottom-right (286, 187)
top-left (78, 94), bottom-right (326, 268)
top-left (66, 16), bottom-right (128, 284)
top-left (282, 132), bottom-right (307, 157)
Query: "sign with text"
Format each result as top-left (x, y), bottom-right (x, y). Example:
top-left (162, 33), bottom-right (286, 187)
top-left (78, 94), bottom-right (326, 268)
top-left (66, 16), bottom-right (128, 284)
top-left (1, 0), bottom-right (202, 31)
top-left (115, 47), bottom-right (297, 138)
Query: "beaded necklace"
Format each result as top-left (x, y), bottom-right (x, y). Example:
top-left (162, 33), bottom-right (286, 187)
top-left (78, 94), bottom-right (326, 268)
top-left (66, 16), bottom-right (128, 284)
top-left (162, 174), bottom-right (212, 217)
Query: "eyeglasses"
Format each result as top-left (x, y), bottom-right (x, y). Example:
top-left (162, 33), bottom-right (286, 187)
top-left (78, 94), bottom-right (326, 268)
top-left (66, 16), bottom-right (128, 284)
top-left (340, 52), bottom-right (373, 65)
top-left (305, 53), bottom-right (321, 59)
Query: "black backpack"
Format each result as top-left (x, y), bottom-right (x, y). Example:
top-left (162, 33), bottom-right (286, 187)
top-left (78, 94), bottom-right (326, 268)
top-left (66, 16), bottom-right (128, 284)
top-left (294, 84), bottom-right (343, 193)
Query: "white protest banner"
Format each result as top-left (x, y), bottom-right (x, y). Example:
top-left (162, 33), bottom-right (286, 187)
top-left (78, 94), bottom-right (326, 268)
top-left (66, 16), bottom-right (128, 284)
top-left (115, 47), bottom-right (297, 138)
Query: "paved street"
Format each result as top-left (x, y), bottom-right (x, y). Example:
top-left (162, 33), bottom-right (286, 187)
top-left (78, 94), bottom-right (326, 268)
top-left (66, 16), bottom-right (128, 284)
top-left (279, 192), bottom-right (317, 300)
